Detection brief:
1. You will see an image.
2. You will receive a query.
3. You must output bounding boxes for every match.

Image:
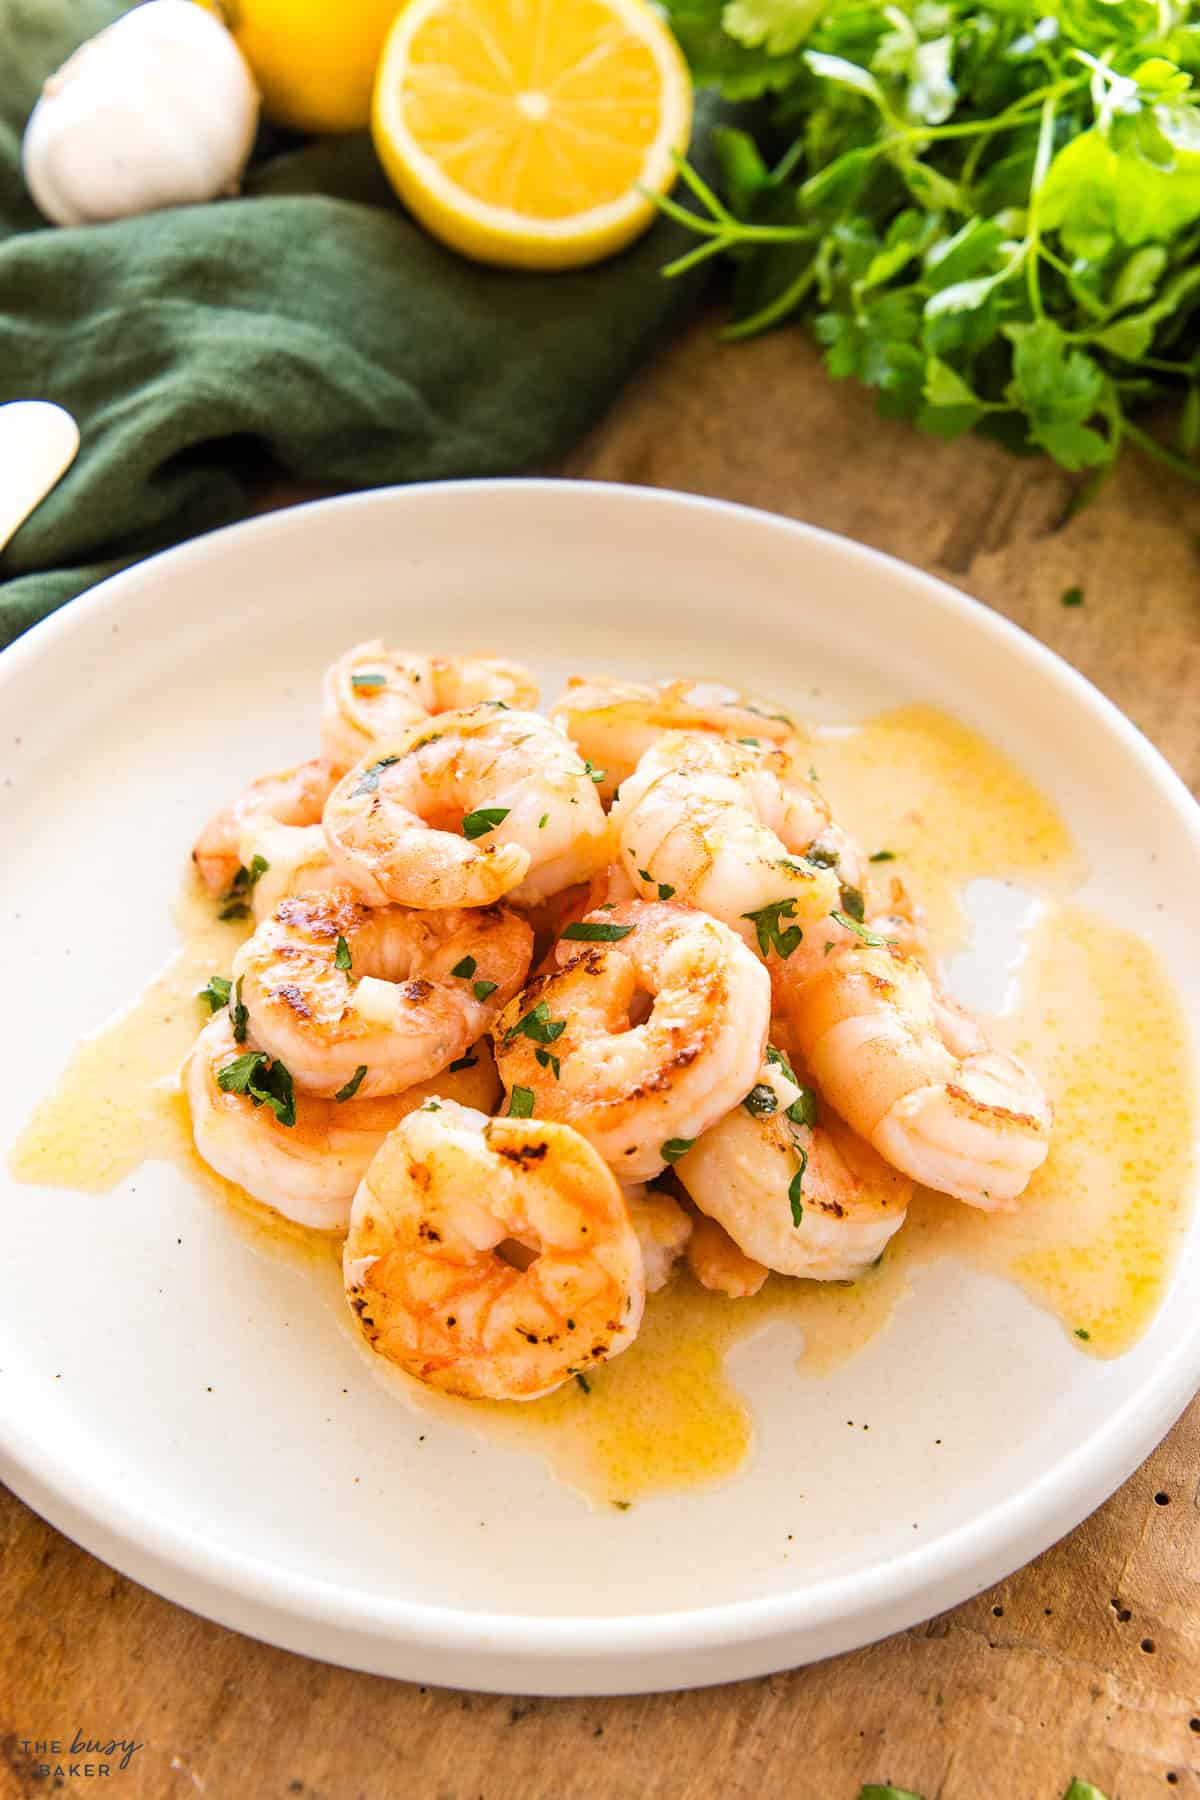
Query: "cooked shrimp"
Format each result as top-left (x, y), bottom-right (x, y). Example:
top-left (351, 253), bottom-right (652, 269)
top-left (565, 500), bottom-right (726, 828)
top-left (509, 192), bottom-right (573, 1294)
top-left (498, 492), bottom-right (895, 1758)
top-left (343, 1098), bottom-right (644, 1400)
top-left (187, 1014), bottom-right (499, 1231)
top-left (323, 707), bottom-right (611, 910)
top-left (192, 759), bottom-right (340, 901)
top-left (675, 1051), bottom-right (910, 1278)
top-left (686, 1211), bottom-right (769, 1298)
top-left (772, 916), bottom-right (1051, 1209)
top-left (320, 641), bottom-right (539, 769)
top-left (232, 888), bottom-right (531, 1098)
top-left (493, 899), bottom-right (770, 1181)
top-left (622, 1182), bottom-right (692, 1292)
top-left (611, 733), bottom-right (853, 941)
top-left (550, 674), bottom-right (803, 802)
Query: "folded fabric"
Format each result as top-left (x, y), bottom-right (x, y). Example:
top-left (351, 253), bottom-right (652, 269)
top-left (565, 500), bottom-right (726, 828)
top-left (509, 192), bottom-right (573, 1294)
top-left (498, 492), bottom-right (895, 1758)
top-left (0, 0), bottom-right (723, 647)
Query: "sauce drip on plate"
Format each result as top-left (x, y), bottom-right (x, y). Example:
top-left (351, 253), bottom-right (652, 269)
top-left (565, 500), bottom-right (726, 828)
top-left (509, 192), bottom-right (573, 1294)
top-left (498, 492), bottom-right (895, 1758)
top-left (9, 707), bottom-right (1195, 1506)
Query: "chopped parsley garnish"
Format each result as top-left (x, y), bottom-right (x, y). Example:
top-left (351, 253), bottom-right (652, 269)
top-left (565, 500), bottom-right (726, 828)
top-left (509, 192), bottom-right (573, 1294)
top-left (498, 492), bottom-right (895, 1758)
top-left (1061, 586), bottom-right (1085, 608)
top-left (787, 1088), bottom-right (818, 1130)
top-left (505, 1000), bottom-right (566, 1047)
top-left (1075, 1327), bottom-right (1091, 1341)
top-left (217, 853), bottom-right (266, 918)
top-left (737, 736), bottom-right (760, 746)
top-left (582, 761), bottom-right (605, 784)
top-left (745, 703), bottom-right (793, 726)
top-left (831, 910), bottom-right (892, 947)
top-left (230, 975), bottom-right (249, 1044)
top-left (217, 1051), bottom-right (296, 1128)
top-left (661, 1137), bottom-right (695, 1164)
top-left (804, 843), bottom-right (839, 870)
top-left (461, 806), bottom-right (510, 840)
top-left (352, 754), bottom-right (399, 797)
top-left (422, 1099), bottom-right (442, 1112)
top-left (839, 884), bottom-right (866, 923)
top-left (561, 921), bottom-right (634, 944)
top-left (508, 1085), bottom-right (535, 1118)
top-left (575, 1372), bottom-right (591, 1394)
top-left (765, 1044), bottom-right (798, 1084)
top-left (451, 955), bottom-right (477, 980)
top-left (638, 868), bottom-right (675, 899)
top-left (742, 898), bottom-right (802, 959)
top-left (743, 1083), bottom-right (778, 1119)
top-left (788, 1153), bottom-right (807, 1226)
top-left (535, 1048), bottom-right (561, 1079)
top-left (869, 850), bottom-right (896, 863)
top-left (447, 1052), bottom-right (478, 1073)
top-left (808, 765), bottom-right (820, 783)
top-left (537, 813), bottom-right (549, 829)
top-left (197, 974), bottom-right (232, 1013)
top-left (472, 979), bottom-right (498, 1002)
top-left (335, 1065), bottom-right (367, 1102)
top-left (334, 935), bottom-right (352, 972)
top-left (350, 671), bottom-right (387, 690)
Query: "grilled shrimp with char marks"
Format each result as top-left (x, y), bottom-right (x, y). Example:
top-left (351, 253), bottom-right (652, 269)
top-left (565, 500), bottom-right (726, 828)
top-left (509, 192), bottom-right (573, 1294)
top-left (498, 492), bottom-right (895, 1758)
top-left (193, 759), bottom-right (341, 914)
top-left (323, 706), bottom-right (611, 910)
top-left (611, 733), bottom-right (861, 942)
top-left (675, 1051), bottom-right (911, 1279)
top-left (493, 899), bottom-right (770, 1182)
top-left (550, 674), bottom-right (802, 802)
top-left (232, 887), bottom-right (531, 1099)
top-left (343, 1098), bottom-right (644, 1400)
top-left (321, 641), bottom-right (538, 769)
top-left (187, 1015), bottom-right (499, 1231)
top-left (771, 911), bottom-right (1051, 1210)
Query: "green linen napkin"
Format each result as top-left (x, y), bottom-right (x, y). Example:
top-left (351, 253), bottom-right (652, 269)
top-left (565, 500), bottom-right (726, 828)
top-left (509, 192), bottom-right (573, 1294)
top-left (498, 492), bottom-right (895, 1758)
top-left (0, 0), bottom-right (722, 647)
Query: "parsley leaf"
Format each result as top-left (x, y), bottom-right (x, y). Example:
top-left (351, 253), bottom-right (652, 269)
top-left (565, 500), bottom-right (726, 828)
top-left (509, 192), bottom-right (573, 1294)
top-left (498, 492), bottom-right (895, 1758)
top-left (505, 1000), bottom-right (566, 1046)
top-left (561, 921), bottom-right (634, 943)
top-left (217, 1051), bottom-right (296, 1128)
top-left (839, 883), bottom-right (866, 922)
top-left (535, 1048), bottom-right (561, 1079)
top-left (462, 806), bottom-right (510, 840)
top-left (230, 975), bottom-right (249, 1044)
top-left (472, 979), bottom-right (498, 1002)
top-left (451, 955), bottom-right (477, 979)
top-left (788, 1153), bottom-right (806, 1226)
top-left (508, 1085), bottom-right (536, 1118)
top-left (831, 909), bottom-right (893, 947)
top-left (788, 1087), bottom-right (818, 1129)
top-left (447, 1052), bottom-right (478, 1072)
top-left (352, 755), bottom-right (399, 797)
top-left (197, 974), bottom-right (231, 1013)
top-left (335, 1065), bottom-right (367, 1102)
top-left (869, 849), bottom-right (896, 862)
top-left (765, 1043), bottom-right (798, 1084)
top-left (661, 1137), bottom-right (695, 1163)
top-left (656, 1), bottom-right (1200, 491)
top-left (334, 936), bottom-right (352, 972)
top-left (582, 761), bottom-right (606, 783)
top-left (1061, 586), bottom-right (1085, 608)
top-left (350, 671), bottom-right (387, 690)
top-left (742, 898), bottom-right (803, 959)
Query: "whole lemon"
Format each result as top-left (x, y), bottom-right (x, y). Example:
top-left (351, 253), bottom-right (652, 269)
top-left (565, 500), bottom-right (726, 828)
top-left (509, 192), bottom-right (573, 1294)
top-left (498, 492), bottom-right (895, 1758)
top-left (216, 0), bottom-right (402, 135)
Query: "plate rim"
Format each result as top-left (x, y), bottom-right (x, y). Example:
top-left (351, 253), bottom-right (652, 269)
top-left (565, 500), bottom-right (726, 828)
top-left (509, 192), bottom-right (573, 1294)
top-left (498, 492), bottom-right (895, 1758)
top-left (3, 476), bottom-right (1199, 1681)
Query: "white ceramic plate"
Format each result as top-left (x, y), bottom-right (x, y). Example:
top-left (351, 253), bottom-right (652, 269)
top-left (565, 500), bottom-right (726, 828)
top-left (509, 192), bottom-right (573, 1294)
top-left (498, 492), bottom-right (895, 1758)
top-left (2, 481), bottom-right (1198, 1695)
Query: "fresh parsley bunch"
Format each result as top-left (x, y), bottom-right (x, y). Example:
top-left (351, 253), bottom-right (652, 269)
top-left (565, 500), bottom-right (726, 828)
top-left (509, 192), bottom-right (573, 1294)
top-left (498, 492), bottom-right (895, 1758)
top-left (659, 0), bottom-right (1200, 487)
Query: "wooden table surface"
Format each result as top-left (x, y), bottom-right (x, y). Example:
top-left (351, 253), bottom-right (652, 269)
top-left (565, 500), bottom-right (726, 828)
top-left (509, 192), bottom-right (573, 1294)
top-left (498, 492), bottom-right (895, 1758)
top-left (3, 314), bottom-right (1199, 1800)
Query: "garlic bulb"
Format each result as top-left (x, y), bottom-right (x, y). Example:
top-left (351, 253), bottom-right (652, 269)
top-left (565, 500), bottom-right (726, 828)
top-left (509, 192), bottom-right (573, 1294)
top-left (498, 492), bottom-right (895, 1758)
top-left (23, 1), bottom-right (260, 228)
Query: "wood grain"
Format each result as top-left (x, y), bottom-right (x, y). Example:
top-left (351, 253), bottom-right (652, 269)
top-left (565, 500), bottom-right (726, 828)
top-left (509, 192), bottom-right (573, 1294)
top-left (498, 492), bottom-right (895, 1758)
top-left (3, 312), bottom-right (1198, 1800)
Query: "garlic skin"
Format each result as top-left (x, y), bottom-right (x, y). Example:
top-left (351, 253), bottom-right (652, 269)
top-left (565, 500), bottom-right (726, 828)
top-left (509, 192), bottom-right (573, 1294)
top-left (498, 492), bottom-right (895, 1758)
top-left (23, 0), bottom-right (260, 228)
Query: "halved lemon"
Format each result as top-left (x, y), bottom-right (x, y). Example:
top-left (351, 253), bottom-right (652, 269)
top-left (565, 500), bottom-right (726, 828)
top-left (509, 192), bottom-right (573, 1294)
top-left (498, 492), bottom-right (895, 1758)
top-left (371, 0), bottom-right (694, 270)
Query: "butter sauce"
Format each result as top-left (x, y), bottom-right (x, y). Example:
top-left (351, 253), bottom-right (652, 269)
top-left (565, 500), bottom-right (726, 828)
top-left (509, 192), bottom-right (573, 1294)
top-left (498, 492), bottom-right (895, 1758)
top-left (10, 708), bottom-right (1195, 1505)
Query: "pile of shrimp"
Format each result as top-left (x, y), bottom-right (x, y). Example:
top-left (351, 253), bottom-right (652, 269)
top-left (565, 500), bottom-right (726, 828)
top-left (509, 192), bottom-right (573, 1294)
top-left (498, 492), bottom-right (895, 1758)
top-left (185, 646), bottom-right (1052, 1403)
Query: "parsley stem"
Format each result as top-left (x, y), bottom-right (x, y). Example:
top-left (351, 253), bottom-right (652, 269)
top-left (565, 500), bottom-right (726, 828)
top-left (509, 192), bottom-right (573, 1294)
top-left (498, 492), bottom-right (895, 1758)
top-left (1122, 418), bottom-right (1200, 484)
top-left (669, 147), bottom-right (737, 228)
top-left (1024, 93), bottom-right (1059, 323)
top-left (721, 263), bottom-right (819, 341)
